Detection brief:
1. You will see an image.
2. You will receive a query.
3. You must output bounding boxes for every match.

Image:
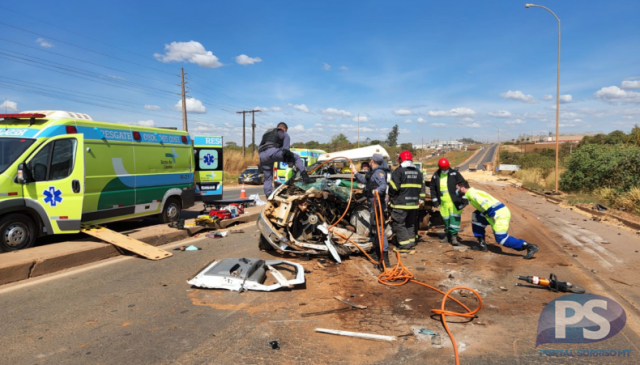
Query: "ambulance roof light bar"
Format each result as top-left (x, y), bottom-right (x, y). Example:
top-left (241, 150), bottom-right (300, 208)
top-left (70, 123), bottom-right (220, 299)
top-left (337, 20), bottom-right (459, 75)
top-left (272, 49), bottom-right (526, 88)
top-left (0, 113), bottom-right (47, 119)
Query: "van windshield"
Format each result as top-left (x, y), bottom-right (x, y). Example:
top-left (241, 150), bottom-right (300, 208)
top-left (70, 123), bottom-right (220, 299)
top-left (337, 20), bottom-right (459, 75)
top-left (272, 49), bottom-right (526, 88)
top-left (0, 138), bottom-right (35, 174)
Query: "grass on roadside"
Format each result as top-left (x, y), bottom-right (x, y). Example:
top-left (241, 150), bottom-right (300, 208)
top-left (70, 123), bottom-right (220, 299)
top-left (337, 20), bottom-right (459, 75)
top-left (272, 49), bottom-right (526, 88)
top-left (424, 150), bottom-right (475, 170)
top-left (224, 149), bottom-right (260, 175)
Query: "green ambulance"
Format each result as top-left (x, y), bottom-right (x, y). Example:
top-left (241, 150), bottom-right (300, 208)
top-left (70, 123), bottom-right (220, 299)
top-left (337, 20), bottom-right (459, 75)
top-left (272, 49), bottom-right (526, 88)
top-left (273, 148), bottom-right (326, 185)
top-left (0, 111), bottom-right (195, 252)
top-left (193, 136), bottom-right (224, 202)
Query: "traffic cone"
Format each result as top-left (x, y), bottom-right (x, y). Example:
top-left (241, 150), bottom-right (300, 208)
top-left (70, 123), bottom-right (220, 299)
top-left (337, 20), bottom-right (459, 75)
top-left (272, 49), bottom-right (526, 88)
top-left (239, 183), bottom-right (247, 199)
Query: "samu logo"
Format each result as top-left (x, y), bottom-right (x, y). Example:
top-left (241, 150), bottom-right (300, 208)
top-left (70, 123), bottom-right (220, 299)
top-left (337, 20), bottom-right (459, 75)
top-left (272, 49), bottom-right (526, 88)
top-left (536, 294), bottom-right (626, 346)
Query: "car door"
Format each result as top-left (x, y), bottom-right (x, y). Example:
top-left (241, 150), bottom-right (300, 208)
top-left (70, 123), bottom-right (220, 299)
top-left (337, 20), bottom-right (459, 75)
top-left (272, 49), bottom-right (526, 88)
top-left (23, 134), bottom-right (85, 234)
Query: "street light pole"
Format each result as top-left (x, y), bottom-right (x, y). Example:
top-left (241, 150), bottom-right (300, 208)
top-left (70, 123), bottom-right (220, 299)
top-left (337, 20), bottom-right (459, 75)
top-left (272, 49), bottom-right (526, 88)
top-left (357, 105), bottom-right (370, 148)
top-left (526, 3), bottom-right (561, 193)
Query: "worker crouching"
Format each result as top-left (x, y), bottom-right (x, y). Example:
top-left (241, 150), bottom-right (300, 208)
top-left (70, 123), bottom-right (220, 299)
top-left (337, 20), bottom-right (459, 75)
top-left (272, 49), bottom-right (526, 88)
top-left (389, 150), bottom-right (425, 250)
top-left (456, 180), bottom-right (540, 259)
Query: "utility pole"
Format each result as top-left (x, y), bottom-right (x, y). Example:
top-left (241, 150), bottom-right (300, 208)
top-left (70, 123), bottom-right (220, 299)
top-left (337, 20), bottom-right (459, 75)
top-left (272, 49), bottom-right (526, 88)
top-left (236, 110), bottom-right (261, 157)
top-left (180, 68), bottom-right (188, 132)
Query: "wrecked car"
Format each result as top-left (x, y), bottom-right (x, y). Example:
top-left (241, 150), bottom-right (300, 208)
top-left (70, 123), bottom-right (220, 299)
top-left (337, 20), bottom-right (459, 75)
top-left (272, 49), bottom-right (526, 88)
top-left (257, 177), bottom-right (377, 260)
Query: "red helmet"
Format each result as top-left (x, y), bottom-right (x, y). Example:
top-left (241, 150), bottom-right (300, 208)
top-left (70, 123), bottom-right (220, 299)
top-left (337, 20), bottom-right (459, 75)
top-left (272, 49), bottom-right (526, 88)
top-left (438, 158), bottom-right (450, 170)
top-left (398, 150), bottom-right (413, 163)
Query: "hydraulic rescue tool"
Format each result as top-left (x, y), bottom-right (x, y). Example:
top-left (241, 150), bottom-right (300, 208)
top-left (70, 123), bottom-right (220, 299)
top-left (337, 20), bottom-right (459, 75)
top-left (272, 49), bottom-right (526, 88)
top-left (516, 273), bottom-right (586, 294)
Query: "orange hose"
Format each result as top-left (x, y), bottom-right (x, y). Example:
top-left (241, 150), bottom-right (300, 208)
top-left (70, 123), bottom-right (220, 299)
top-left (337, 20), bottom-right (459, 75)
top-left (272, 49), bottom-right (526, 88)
top-left (309, 158), bottom-right (482, 364)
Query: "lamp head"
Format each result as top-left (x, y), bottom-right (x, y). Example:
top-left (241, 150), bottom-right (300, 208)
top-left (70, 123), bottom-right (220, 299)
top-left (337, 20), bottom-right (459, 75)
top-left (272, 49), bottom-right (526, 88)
top-left (525, 3), bottom-right (534, 8)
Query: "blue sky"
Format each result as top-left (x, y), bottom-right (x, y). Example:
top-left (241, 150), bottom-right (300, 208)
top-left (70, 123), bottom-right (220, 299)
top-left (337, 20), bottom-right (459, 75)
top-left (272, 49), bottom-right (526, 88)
top-left (1, 0), bottom-right (639, 145)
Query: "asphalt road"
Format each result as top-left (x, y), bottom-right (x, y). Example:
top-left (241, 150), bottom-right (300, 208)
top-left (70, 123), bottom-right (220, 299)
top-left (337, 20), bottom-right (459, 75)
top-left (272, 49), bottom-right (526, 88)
top-left (458, 143), bottom-right (498, 171)
top-left (4, 181), bottom-right (640, 364)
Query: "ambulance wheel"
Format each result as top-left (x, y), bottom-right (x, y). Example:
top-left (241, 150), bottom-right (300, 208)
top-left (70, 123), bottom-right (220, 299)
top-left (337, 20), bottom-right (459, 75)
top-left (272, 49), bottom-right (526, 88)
top-left (160, 197), bottom-right (182, 224)
top-left (0, 214), bottom-right (37, 252)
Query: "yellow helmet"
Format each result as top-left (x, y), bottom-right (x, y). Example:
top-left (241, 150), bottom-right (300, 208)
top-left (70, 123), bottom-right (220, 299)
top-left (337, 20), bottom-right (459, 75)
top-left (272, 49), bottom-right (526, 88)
top-left (341, 166), bottom-right (352, 174)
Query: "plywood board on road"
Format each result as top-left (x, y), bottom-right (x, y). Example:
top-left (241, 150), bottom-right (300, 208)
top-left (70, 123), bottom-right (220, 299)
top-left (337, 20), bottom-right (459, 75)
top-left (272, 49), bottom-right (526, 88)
top-left (81, 225), bottom-right (172, 260)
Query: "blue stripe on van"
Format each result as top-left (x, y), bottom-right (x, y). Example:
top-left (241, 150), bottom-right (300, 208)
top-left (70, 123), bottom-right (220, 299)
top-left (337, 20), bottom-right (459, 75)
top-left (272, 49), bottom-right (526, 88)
top-left (32, 125), bottom-right (189, 144)
top-left (117, 173), bottom-right (194, 188)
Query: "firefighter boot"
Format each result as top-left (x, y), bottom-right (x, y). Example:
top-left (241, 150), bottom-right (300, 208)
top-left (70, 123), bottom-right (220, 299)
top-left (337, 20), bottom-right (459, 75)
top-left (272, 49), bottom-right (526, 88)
top-left (450, 235), bottom-right (461, 246)
top-left (440, 233), bottom-right (451, 243)
top-left (472, 237), bottom-right (488, 252)
top-left (523, 243), bottom-right (540, 260)
top-left (382, 251), bottom-right (391, 269)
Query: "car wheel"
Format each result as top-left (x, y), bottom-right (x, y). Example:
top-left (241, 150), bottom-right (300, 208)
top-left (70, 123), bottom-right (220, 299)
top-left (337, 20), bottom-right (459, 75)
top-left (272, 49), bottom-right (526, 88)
top-left (160, 197), bottom-right (182, 223)
top-left (259, 234), bottom-right (274, 252)
top-left (0, 213), bottom-right (37, 252)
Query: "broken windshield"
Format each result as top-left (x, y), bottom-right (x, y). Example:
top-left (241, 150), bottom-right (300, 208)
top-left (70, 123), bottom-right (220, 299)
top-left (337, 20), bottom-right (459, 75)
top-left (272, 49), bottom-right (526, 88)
top-left (0, 138), bottom-right (35, 174)
top-left (294, 178), bottom-right (353, 202)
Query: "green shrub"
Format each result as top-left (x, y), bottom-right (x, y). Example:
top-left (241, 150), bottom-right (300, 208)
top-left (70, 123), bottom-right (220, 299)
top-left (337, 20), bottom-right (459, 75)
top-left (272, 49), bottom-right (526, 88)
top-left (560, 144), bottom-right (640, 193)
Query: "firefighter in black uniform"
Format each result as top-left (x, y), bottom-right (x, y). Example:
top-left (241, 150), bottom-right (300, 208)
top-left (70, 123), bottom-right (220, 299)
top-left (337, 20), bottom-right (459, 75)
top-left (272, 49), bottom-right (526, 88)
top-left (389, 150), bottom-right (425, 250)
top-left (351, 153), bottom-right (390, 270)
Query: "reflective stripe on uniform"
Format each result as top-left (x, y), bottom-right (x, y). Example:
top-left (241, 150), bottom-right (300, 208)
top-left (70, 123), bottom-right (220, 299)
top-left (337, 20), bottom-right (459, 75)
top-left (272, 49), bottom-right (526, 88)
top-left (420, 193), bottom-right (426, 197)
top-left (451, 213), bottom-right (461, 218)
top-left (499, 235), bottom-right (510, 245)
top-left (398, 239), bottom-right (413, 245)
top-left (432, 198), bottom-right (438, 202)
top-left (472, 221), bottom-right (486, 227)
top-left (389, 180), bottom-right (398, 190)
top-left (450, 224), bottom-right (460, 229)
top-left (401, 183), bottom-right (422, 188)
top-left (390, 204), bottom-right (420, 210)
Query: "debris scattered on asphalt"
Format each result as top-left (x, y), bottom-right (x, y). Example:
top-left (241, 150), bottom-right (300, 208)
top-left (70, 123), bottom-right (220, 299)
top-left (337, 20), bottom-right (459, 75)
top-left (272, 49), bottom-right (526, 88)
top-left (128, 304), bottom-right (135, 307)
top-left (302, 307), bottom-right (351, 317)
top-left (372, 291), bottom-right (383, 296)
top-left (592, 269), bottom-right (598, 274)
top-left (184, 245), bottom-right (200, 251)
top-left (600, 241), bottom-right (610, 244)
top-left (431, 334), bottom-right (442, 347)
top-left (205, 232), bottom-right (227, 239)
top-left (316, 262), bottom-right (326, 269)
top-left (315, 328), bottom-right (397, 342)
top-left (399, 303), bottom-right (413, 311)
top-left (499, 286), bottom-right (508, 291)
top-left (229, 229), bottom-right (245, 234)
top-left (418, 328), bottom-right (437, 336)
top-left (596, 204), bottom-right (608, 211)
top-left (268, 341), bottom-right (280, 350)
top-left (187, 258), bottom-right (305, 292)
top-left (405, 298), bottom-right (413, 302)
top-left (453, 246), bottom-right (468, 251)
top-left (415, 267), bottom-right (426, 271)
top-left (572, 254), bottom-right (578, 257)
top-left (304, 270), bottom-right (313, 274)
top-left (318, 258), bottom-right (327, 264)
top-left (334, 296), bottom-right (367, 309)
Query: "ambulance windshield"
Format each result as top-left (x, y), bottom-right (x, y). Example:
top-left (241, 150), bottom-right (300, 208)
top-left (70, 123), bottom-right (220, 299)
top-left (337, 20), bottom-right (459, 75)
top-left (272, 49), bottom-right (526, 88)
top-left (0, 138), bottom-right (35, 174)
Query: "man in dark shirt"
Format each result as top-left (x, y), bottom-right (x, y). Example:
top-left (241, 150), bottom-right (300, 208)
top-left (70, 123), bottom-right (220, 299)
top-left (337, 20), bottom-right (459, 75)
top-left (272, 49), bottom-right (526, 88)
top-left (258, 122), bottom-right (311, 197)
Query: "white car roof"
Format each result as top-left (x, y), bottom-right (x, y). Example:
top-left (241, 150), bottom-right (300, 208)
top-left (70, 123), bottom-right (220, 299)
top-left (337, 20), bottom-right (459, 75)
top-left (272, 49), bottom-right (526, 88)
top-left (317, 145), bottom-right (390, 162)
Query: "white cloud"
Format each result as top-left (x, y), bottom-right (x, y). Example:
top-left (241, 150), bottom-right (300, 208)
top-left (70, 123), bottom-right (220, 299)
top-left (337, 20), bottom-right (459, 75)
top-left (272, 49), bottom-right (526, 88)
top-left (467, 123), bottom-right (481, 128)
top-left (621, 80), bottom-right (640, 90)
top-left (431, 123), bottom-right (446, 127)
top-left (287, 103), bottom-right (310, 113)
top-left (235, 54), bottom-right (262, 65)
top-left (36, 38), bottom-right (53, 48)
top-left (323, 116), bottom-right (336, 121)
top-left (254, 106), bottom-right (281, 112)
top-left (291, 124), bottom-right (305, 132)
top-left (573, 118), bottom-right (583, 122)
top-left (461, 117), bottom-right (474, 123)
top-left (543, 94), bottom-right (553, 101)
top-left (154, 41), bottom-right (223, 68)
top-left (416, 117), bottom-right (427, 123)
top-left (339, 66), bottom-right (349, 70)
top-left (427, 107), bottom-right (477, 117)
top-left (144, 105), bottom-right (161, 111)
top-left (549, 123), bottom-right (577, 128)
top-left (505, 119), bottom-right (525, 125)
top-left (595, 86), bottom-right (640, 104)
top-left (559, 94), bottom-right (573, 104)
top-left (321, 108), bottom-right (352, 117)
top-left (500, 90), bottom-right (537, 103)
top-left (175, 97), bottom-right (207, 113)
top-left (314, 123), bottom-right (324, 127)
top-left (323, 63), bottom-right (331, 71)
top-left (0, 100), bottom-right (19, 112)
top-left (488, 110), bottom-right (512, 118)
top-left (352, 115), bottom-right (370, 122)
top-left (137, 120), bottom-right (155, 127)
top-left (393, 109), bottom-right (412, 116)
top-left (404, 119), bottom-right (412, 123)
